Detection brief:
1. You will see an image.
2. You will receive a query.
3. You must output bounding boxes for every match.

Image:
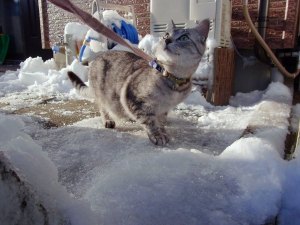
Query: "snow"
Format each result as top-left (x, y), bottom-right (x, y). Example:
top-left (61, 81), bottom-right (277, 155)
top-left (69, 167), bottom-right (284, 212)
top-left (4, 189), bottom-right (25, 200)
top-left (291, 104), bottom-right (300, 132)
top-left (0, 57), bottom-right (88, 101)
top-left (64, 22), bottom-right (90, 41)
top-left (1, 59), bottom-right (299, 224)
top-left (138, 34), bottom-right (160, 57)
top-left (102, 10), bottom-right (129, 28)
top-left (280, 153), bottom-right (300, 225)
top-left (0, 37), bottom-right (300, 224)
top-left (193, 38), bottom-right (217, 80)
top-left (0, 115), bottom-right (99, 225)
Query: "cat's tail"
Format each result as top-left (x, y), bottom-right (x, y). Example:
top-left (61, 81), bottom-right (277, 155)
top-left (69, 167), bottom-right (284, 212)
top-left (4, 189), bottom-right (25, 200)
top-left (67, 71), bottom-right (94, 98)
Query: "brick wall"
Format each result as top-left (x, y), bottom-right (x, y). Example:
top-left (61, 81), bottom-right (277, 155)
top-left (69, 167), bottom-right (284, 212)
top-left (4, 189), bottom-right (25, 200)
top-left (39, 0), bottom-right (91, 48)
top-left (231, 0), bottom-right (259, 49)
top-left (231, 0), bottom-right (300, 49)
top-left (266, 0), bottom-right (299, 49)
top-left (39, 0), bottom-right (149, 48)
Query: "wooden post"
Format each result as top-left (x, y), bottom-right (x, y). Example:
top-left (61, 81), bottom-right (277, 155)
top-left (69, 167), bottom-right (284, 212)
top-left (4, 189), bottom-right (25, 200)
top-left (210, 47), bottom-right (235, 105)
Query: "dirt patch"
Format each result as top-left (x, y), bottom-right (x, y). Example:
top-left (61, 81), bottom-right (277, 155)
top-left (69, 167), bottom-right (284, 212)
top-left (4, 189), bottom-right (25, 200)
top-left (12, 99), bottom-right (99, 127)
top-left (0, 102), bottom-right (9, 108)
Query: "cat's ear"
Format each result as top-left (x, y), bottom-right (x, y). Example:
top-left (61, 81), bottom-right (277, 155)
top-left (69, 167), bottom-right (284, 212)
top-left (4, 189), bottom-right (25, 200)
top-left (167, 19), bottom-right (176, 33)
top-left (195, 19), bottom-right (210, 39)
top-left (171, 19), bottom-right (176, 29)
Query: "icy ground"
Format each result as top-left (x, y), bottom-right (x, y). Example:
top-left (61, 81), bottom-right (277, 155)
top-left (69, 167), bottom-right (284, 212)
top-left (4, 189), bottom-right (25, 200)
top-left (1, 56), bottom-right (300, 225)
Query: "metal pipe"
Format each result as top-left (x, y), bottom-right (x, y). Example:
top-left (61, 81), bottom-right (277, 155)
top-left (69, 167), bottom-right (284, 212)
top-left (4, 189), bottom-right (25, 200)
top-left (257, 0), bottom-right (269, 39)
top-left (243, 0), bottom-right (300, 78)
top-left (254, 0), bottom-right (271, 64)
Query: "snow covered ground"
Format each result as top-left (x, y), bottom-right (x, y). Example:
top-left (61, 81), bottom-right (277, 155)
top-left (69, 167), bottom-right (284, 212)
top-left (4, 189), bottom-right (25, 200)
top-left (0, 55), bottom-right (300, 225)
top-left (1, 55), bottom-right (300, 224)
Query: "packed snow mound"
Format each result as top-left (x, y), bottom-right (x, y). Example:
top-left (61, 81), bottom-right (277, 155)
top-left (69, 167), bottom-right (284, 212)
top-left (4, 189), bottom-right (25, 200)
top-left (84, 145), bottom-right (283, 225)
top-left (0, 57), bottom-right (88, 97)
top-left (0, 115), bottom-right (98, 225)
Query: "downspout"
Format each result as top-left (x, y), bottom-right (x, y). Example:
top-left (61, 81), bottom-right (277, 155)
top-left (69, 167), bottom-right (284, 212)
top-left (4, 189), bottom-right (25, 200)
top-left (254, 0), bottom-right (271, 64)
top-left (257, 0), bottom-right (269, 39)
top-left (242, 0), bottom-right (300, 78)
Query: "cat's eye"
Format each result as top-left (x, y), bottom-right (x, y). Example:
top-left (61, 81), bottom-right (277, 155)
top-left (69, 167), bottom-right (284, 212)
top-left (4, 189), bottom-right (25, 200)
top-left (200, 36), bottom-right (206, 44)
top-left (177, 34), bottom-right (190, 41)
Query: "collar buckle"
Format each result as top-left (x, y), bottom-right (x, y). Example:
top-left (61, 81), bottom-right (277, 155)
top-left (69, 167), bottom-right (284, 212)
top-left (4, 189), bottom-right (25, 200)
top-left (149, 59), bottom-right (165, 73)
top-left (149, 59), bottom-right (190, 90)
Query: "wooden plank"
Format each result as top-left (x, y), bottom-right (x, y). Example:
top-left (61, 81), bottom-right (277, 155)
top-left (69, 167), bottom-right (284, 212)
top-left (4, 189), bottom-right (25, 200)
top-left (211, 47), bottom-right (235, 105)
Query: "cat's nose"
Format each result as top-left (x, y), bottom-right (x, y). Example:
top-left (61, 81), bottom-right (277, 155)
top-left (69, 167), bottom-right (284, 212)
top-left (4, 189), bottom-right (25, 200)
top-left (165, 38), bottom-right (172, 45)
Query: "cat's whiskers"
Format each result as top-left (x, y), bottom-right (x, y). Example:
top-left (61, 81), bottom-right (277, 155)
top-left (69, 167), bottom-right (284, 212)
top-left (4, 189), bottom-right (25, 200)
top-left (175, 46), bottom-right (181, 55)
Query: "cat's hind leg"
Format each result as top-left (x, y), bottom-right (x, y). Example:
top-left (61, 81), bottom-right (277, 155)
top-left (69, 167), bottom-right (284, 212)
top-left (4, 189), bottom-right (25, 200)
top-left (100, 109), bottom-right (116, 129)
top-left (95, 100), bottom-right (116, 128)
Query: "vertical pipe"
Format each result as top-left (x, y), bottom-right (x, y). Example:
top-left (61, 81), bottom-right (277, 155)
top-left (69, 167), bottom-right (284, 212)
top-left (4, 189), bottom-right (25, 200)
top-left (257, 0), bottom-right (269, 39)
top-left (255, 0), bottom-right (270, 64)
top-left (242, 0), bottom-right (300, 78)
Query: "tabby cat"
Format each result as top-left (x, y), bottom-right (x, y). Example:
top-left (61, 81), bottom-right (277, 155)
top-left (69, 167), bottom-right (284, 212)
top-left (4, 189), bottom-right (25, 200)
top-left (68, 19), bottom-right (209, 146)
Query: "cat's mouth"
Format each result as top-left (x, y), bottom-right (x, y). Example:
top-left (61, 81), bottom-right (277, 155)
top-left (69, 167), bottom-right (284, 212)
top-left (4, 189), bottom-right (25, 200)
top-left (163, 44), bottom-right (170, 51)
top-left (164, 45), bottom-right (180, 56)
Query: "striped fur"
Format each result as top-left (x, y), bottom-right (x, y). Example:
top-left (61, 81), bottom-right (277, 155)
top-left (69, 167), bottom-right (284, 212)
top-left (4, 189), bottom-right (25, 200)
top-left (68, 20), bottom-right (209, 146)
top-left (68, 71), bottom-right (94, 99)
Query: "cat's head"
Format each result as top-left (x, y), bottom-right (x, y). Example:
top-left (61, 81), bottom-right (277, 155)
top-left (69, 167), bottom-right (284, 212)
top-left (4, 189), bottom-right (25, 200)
top-left (155, 19), bottom-right (210, 78)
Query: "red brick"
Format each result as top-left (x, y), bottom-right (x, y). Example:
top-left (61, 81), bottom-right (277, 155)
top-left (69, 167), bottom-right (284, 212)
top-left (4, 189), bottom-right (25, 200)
top-left (231, 0), bottom-right (299, 49)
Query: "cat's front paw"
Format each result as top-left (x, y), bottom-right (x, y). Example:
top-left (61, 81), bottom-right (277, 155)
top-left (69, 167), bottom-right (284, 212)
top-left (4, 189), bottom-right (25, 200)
top-left (148, 132), bottom-right (169, 146)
